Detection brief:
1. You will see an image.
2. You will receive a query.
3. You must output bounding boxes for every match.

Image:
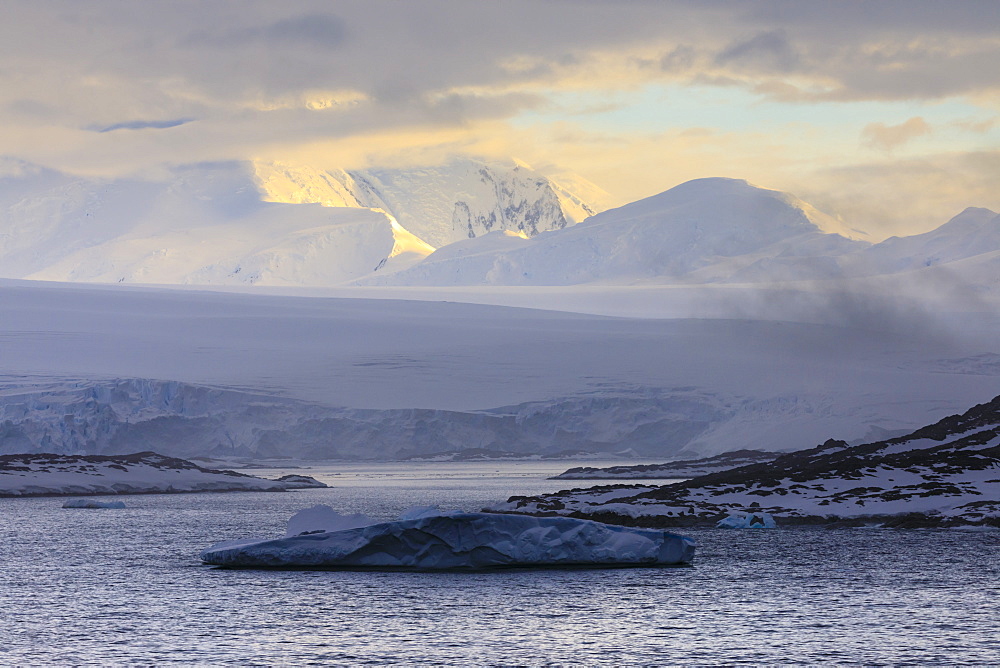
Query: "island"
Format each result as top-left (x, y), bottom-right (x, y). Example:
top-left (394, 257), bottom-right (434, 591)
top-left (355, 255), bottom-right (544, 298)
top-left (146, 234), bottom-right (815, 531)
top-left (493, 395), bottom-right (1000, 528)
top-left (551, 450), bottom-right (781, 480)
top-left (0, 451), bottom-right (327, 497)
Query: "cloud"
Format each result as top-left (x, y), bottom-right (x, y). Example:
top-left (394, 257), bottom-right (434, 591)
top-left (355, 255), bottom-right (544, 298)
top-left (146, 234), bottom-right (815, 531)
top-left (861, 117), bottom-right (933, 152)
top-left (659, 45), bottom-right (697, 72)
top-left (715, 29), bottom-right (802, 73)
top-left (184, 13), bottom-right (347, 49)
top-left (790, 150), bottom-right (1000, 238)
top-left (0, 0), bottom-right (998, 237)
top-left (954, 117), bottom-right (999, 134)
top-left (92, 118), bottom-right (196, 133)
top-left (4, 1), bottom-right (998, 121)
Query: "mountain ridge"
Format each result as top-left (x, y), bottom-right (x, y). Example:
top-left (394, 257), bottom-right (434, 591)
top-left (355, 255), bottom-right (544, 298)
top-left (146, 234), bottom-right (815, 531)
top-left (366, 178), bottom-right (999, 288)
top-left (0, 157), bottom-right (600, 286)
top-left (3, 160), bottom-right (999, 292)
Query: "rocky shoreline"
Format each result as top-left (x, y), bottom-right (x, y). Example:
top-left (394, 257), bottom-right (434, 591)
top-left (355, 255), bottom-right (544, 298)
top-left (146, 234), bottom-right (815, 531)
top-left (490, 395), bottom-right (1000, 529)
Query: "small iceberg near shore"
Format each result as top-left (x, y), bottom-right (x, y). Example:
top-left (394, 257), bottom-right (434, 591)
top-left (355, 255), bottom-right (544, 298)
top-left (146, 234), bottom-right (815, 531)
top-left (62, 498), bottom-right (127, 509)
top-left (716, 511), bottom-right (777, 529)
top-left (201, 505), bottom-right (695, 570)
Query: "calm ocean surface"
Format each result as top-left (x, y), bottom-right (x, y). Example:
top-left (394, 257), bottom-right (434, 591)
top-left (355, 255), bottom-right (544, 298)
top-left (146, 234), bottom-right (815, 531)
top-left (2, 461), bottom-right (998, 665)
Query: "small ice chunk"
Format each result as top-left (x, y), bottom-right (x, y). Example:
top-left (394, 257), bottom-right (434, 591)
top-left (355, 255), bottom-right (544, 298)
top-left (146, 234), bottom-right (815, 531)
top-left (62, 498), bottom-right (126, 509)
top-left (716, 511), bottom-right (777, 529)
top-left (397, 505), bottom-right (459, 521)
top-left (284, 505), bottom-right (374, 537)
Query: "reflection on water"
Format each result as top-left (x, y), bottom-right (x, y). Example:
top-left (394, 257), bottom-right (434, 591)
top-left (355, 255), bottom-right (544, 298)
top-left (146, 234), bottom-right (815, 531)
top-left (1, 462), bottom-right (998, 665)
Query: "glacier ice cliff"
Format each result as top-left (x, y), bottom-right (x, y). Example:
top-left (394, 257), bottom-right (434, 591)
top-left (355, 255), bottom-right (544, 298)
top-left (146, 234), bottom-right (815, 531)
top-left (0, 378), bottom-right (733, 459)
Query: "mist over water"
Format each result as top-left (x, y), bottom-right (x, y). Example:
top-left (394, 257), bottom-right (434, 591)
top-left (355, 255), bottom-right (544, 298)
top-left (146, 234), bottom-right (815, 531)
top-left (2, 463), bottom-right (998, 665)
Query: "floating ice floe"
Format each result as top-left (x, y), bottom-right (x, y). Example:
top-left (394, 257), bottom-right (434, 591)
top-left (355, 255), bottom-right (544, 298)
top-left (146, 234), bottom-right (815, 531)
top-left (62, 498), bottom-right (127, 509)
top-left (716, 511), bottom-right (777, 529)
top-left (201, 505), bottom-right (695, 570)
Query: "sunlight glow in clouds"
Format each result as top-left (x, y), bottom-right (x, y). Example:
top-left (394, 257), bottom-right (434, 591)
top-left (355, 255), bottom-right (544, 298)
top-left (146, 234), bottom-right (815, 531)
top-left (0, 0), bottom-right (998, 237)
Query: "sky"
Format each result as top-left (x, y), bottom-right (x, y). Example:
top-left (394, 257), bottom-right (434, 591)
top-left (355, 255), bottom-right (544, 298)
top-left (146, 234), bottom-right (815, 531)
top-left (1, 0), bottom-right (998, 239)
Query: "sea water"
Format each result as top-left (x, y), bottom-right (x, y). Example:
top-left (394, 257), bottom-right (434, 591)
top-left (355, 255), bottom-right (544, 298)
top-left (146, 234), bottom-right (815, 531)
top-left (1, 461), bottom-right (998, 665)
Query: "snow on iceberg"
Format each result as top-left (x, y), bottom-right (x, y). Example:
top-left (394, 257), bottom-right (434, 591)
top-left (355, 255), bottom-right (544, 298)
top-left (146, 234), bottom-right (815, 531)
top-left (62, 498), bottom-right (126, 509)
top-left (201, 507), bottom-right (695, 570)
top-left (716, 511), bottom-right (777, 529)
top-left (283, 505), bottom-right (375, 537)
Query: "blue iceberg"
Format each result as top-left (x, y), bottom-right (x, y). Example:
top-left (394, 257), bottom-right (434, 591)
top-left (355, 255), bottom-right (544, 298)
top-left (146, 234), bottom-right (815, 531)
top-left (716, 511), bottom-right (777, 529)
top-left (201, 507), bottom-right (695, 570)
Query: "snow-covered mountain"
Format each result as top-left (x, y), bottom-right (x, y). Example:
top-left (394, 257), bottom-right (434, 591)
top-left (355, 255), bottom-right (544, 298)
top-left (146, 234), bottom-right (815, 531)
top-left (0, 157), bottom-right (601, 286)
top-left (854, 207), bottom-right (1000, 274)
top-left (253, 157), bottom-right (604, 248)
top-left (365, 178), bottom-right (1000, 289)
top-left (4, 158), bottom-right (999, 292)
top-left (362, 177), bottom-right (874, 286)
top-left (0, 160), bottom-right (433, 285)
top-left (494, 394), bottom-right (1000, 526)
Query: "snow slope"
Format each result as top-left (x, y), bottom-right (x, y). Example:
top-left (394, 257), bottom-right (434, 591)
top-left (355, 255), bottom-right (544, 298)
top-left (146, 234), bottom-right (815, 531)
top-left (0, 278), bottom-right (997, 460)
top-left (494, 395), bottom-right (1000, 526)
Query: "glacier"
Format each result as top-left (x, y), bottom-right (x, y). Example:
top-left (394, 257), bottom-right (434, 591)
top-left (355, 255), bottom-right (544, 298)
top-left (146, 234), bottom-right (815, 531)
top-left (0, 278), bottom-right (997, 460)
top-left (200, 507), bottom-right (696, 570)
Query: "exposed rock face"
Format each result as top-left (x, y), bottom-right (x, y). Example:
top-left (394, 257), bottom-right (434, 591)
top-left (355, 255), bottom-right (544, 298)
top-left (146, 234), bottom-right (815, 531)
top-left (254, 157), bottom-right (601, 249)
top-left (494, 395), bottom-right (1000, 526)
